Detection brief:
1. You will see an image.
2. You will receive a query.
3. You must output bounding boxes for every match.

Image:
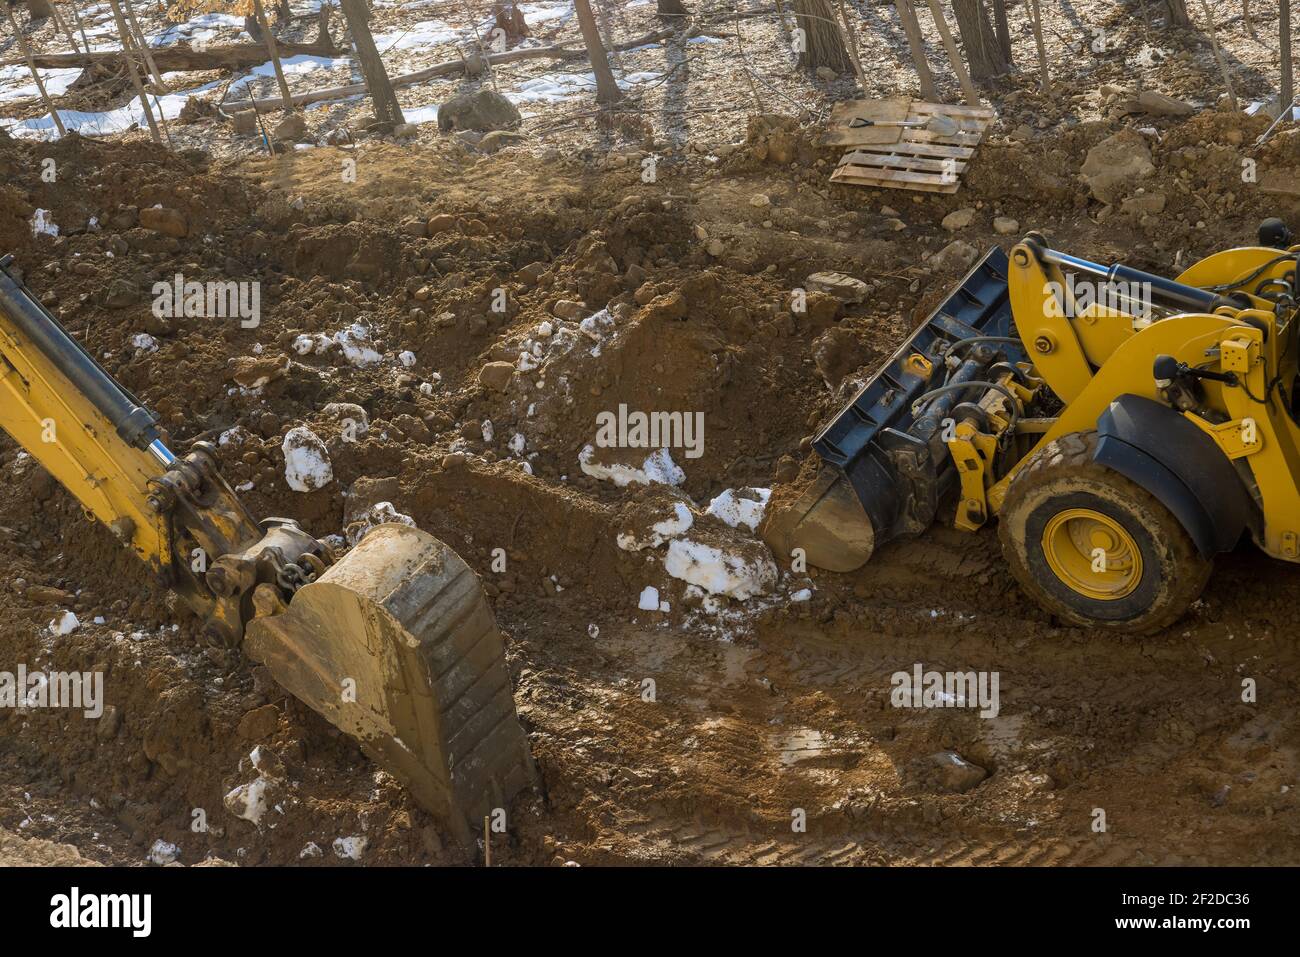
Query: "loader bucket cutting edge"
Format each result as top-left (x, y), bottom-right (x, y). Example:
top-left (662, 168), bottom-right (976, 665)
top-left (762, 247), bottom-right (1019, 571)
top-left (243, 523), bottom-right (537, 847)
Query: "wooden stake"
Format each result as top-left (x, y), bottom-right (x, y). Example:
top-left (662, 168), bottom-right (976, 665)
top-left (107, 0), bottom-right (161, 142)
top-left (252, 0), bottom-right (294, 112)
top-left (1282, 0), bottom-right (1294, 119)
top-left (124, 0), bottom-right (167, 91)
top-left (1197, 0), bottom-right (1237, 111)
top-left (836, 0), bottom-right (867, 92)
top-left (68, 0), bottom-right (93, 53)
top-left (5, 3), bottom-right (67, 136)
top-left (894, 0), bottom-right (938, 101)
top-left (925, 0), bottom-right (980, 105)
top-left (483, 815), bottom-right (491, 866)
top-left (1029, 0), bottom-right (1051, 94)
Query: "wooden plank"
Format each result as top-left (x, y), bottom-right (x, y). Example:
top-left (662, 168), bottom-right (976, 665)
top-left (909, 100), bottom-right (996, 119)
top-left (830, 167), bottom-right (960, 193)
top-left (900, 128), bottom-right (985, 145)
top-left (822, 125), bottom-right (906, 147)
top-left (844, 141), bottom-right (975, 159)
top-left (839, 152), bottom-right (968, 175)
top-left (828, 95), bottom-right (911, 125)
top-left (833, 165), bottom-right (955, 186)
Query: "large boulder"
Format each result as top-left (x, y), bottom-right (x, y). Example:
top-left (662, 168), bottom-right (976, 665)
top-left (1081, 129), bottom-right (1155, 205)
top-left (436, 89), bottom-right (522, 134)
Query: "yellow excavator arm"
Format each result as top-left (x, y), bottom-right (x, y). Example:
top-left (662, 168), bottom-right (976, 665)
top-left (0, 255), bottom-right (535, 848)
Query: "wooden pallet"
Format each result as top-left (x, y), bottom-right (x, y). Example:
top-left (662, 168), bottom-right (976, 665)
top-left (826, 98), bottom-right (995, 194)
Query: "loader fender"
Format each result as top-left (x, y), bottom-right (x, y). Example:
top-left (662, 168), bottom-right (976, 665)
top-left (1094, 394), bottom-right (1257, 558)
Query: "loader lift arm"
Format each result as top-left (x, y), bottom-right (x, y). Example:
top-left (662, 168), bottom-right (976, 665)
top-left (0, 255), bottom-right (535, 847)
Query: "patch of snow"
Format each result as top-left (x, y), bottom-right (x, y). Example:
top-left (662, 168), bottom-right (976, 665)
top-left (281, 426), bottom-right (333, 492)
top-left (332, 836), bottom-right (368, 860)
top-left (30, 209), bottom-right (58, 238)
top-left (705, 487), bottom-right (771, 532)
top-left (148, 839), bottom-right (179, 865)
top-left (663, 539), bottom-right (777, 600)
top-left (49, 610), bottom-right (80, 635)
top-left (618, 501), bottom-right (694, 551)
top-left (579, 446), bottom-right (685, 487)
top-left (637, 585), bottom-right (661, 611)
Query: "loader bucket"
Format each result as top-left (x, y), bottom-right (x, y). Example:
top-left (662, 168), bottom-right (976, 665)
top-left (763, 248), bottom-right (1020, 571)
top-left (760, 467), bottom-right (876, 571)
top-left (243, 523), bottom-right (537, 847)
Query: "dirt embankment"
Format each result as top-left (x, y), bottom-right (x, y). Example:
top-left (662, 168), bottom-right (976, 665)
top-left (1, 98), bottom-right (1298, 866)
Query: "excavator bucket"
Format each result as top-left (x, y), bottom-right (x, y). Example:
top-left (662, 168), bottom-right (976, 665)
top-left (762, 248), bottom-right (1021, 571)
top-left (243, 523), bottom-right (536, 847)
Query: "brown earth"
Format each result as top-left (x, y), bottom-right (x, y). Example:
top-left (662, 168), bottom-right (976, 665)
top-left (2, 15), bottom-right (1300, 864)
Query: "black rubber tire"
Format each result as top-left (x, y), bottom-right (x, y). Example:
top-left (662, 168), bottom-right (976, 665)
top-left (998, 430), bottom-right (1212, 633)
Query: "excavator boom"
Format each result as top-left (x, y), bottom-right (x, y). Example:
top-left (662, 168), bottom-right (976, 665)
top-left (0, 255), bottom-right (535, 846)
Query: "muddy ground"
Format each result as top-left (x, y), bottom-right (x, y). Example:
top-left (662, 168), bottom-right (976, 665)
top-left (1, 1), bottom-right (1299, 866)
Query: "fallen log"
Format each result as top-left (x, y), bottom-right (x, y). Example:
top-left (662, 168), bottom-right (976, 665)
top-left (221, 27), bottom-right (679, 113)
top-left (4, 38), bottom-right (341, 73)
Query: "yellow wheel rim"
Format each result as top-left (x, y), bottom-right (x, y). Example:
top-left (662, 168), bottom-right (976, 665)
top-left (1041, 508), bottom-right (1142, 601)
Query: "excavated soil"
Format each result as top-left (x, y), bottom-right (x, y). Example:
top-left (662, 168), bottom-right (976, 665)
top-left (3, 8), bottom-right (1300, 865)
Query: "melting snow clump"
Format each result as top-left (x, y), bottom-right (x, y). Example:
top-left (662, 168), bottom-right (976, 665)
top-left (663, 539), bottom-right (777, 600)
top-left (618, 501), bottom-right (694, 551)
top-left (579, 446), bottom-right (685, 487)
top-left (282, 426), bottom-right (333, 492)
top-left (49, 610), bottom-right (80, 635)
top-left (30, 209), bottom-right (59, 237)
top-left (705, 487), bottom-right (772, 532)
top-left (332, 836), bottom-right (368, 860)
top-left (148, 839), bottom-right (179, 865)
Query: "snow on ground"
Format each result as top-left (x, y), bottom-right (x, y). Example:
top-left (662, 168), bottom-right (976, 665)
top-left (0, 66), bottom-right (82, 105)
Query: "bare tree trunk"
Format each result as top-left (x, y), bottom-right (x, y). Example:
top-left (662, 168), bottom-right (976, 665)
top-left (895, 0), bottom-right (938, 100)
top-left (950, 0), bottom-right (1008, 79)
top-left (1165, 0), bottom-right (1193, 25)
top-left (108, 0), bottom-right (161, 142)
top-left (1029, 0), bottom-right (1050, 93)
top-left (793, 0), bottom-right (851, 73)
top-left (253, 0), bottom-right (293, 111)
top-left (926, 0), bottom-right (980, 104)
top-left (493, 1), bottom-right (531, 43)
top-left (656, 0), bottom-right (689, 16)
top-left (1197, 0), bottom-right (1236, 109)
top-left (1242, 0), bottom-right (1256, 38)
top-left (575, 0), bottom-right (621, 104)
top-left (991, 0), bottom-right (1012, 64)
top-left (4, 2), bottom-right (66, 136)
top-left (1283, 0), bottom-right (1294, 117)
top-left (340, 0), bottom-right (405, 124)
top-left (26, 0), bottom-right (53, 20)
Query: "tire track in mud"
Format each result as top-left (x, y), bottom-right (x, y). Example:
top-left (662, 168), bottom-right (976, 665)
top-left (518, 531), bottom-right (1300, 866)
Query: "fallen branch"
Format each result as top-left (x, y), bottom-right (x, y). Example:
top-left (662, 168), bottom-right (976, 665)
top-left (4, 37), bottom-right (340, 72)
top-left (222, 26), bottom-right (678, 112)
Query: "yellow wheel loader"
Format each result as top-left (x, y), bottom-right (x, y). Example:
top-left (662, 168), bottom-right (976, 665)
top-left (763, 221), bottom-right (1300, 633)
top-left (0, 255), bottom-right (536, 845)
